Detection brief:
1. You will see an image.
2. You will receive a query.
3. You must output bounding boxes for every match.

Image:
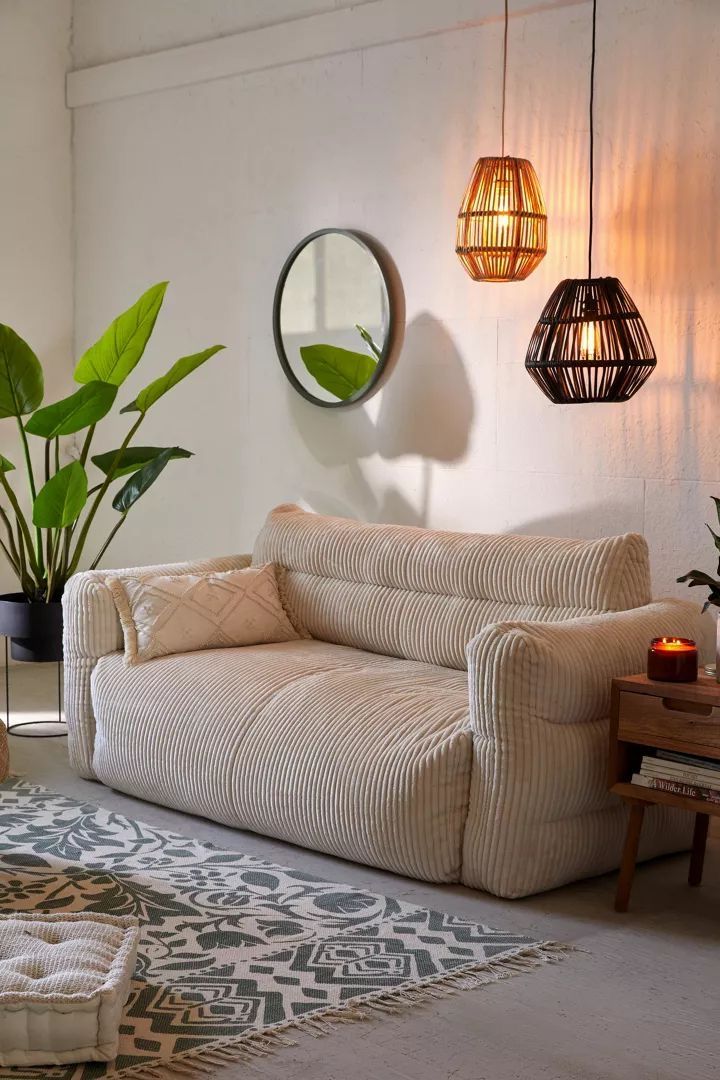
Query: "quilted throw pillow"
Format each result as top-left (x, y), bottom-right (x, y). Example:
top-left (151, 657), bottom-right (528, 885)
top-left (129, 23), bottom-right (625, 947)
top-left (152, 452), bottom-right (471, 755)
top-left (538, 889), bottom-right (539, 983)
top-left (108, 563), bottom-right (306, 664)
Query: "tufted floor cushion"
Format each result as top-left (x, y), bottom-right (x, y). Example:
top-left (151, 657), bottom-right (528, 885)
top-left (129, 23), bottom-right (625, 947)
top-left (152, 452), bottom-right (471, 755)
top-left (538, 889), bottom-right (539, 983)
top-left (0, 913), bottom-right (139, 1067)
top-left (91, 640), bottom-right (473, 882)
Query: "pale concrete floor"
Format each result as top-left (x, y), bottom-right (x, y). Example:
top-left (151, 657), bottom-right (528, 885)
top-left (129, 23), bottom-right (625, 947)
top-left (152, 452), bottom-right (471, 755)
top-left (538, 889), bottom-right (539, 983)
top-left (3, 665), bottom-right (720, 1080)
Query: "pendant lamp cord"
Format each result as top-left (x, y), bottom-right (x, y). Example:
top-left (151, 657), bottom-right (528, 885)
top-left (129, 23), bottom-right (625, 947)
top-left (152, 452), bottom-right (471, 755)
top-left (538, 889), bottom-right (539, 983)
top-left (588, 0), bottom-right (597, 279)
top-left (501, 0), bottom-right (509, 157)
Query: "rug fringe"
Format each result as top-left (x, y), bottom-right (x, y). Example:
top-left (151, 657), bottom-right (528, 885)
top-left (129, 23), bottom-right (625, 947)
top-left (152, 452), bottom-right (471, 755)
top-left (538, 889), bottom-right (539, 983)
top-left (106, 941), bottom-right (572, 1080)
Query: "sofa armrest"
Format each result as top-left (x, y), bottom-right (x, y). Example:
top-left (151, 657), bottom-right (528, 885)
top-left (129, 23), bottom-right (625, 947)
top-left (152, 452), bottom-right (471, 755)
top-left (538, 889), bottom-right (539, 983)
top-left (466, 598), bottom-right (709, 735)
top-left (461, 599), bottom-right (708, 896)
top-left (63, 553), bottom-right (251, 778)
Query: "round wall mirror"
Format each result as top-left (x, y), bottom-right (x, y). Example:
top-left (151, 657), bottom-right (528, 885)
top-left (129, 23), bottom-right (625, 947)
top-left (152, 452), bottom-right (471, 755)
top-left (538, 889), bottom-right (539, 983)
top-left (273, 229), bottom-right (398, 408)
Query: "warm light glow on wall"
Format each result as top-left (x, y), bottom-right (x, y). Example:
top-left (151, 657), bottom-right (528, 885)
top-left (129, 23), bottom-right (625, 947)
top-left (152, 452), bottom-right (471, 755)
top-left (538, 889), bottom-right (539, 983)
top-left (524, 0), bottom-right (655, 403)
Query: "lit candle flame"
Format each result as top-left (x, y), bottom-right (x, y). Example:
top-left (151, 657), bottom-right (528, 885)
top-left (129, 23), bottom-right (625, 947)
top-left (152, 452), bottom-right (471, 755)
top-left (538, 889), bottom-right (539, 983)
top-left (651, 637), bottom-right (696, 652)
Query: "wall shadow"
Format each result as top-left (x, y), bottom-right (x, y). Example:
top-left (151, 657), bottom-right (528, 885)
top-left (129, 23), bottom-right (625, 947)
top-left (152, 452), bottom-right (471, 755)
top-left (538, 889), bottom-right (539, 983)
top-left (506, 503), bottom-right (642, 542)
top-left (288, 311), bottom-right (474, 525)
top-left (375, 312), bottom-right (474, 463)
top-left (288, 311), bottom-right (474, 465)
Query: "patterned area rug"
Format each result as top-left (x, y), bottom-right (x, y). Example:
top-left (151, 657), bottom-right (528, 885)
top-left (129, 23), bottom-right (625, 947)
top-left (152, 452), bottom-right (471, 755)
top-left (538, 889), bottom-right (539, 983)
top-left (0, 779), bottom-right (569, 1079)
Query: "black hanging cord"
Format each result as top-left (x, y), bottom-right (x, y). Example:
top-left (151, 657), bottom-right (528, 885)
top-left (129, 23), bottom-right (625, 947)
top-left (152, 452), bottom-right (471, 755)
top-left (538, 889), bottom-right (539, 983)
top-left (501, 0), bottom-right (509, 157)
top-left (588, 0), bottom-right (597, 279)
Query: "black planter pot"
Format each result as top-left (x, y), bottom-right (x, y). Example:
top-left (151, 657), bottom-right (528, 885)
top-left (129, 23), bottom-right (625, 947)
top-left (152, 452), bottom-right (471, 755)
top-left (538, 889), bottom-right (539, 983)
top-left (0, 593), bottom-right (63, 662)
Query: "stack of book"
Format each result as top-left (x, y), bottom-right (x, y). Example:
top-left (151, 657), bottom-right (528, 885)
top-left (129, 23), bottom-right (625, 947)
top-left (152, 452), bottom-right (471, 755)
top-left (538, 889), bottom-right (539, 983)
top-left (631, 750), bottom-right (720, 805)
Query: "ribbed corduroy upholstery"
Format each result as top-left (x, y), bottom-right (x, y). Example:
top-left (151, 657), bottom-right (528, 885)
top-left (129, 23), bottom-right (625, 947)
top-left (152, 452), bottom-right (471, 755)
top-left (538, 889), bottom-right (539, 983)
top-left (463, 600), bottom-right (703, 897)
top-left (63, 554), bottom-right (251, 779)
top-left (63, 510), bottom-right (709, 897)
top-left (253, 505), bottom-right (652, 669)
top-left (90, 640), bottom-right (472, 882)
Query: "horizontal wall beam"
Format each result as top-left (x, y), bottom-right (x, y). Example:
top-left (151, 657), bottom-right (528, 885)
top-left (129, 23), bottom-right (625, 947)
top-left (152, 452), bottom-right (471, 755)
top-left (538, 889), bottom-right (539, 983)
top-left (66, 0), bottom-right (587, 108)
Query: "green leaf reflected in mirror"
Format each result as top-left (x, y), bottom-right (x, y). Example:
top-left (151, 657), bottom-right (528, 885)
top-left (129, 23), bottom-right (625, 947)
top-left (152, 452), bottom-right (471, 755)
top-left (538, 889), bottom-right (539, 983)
top-left (299, 324), bottom-right (380, 401)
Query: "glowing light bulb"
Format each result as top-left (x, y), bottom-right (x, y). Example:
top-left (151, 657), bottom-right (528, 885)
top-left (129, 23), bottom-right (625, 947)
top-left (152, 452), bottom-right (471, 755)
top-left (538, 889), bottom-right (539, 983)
top-left (579, 299), bottom-right (601, 362)
top-left (579, 320), bottom-right (600, 362)
top-left (493, 179), bottom-right (511, 233)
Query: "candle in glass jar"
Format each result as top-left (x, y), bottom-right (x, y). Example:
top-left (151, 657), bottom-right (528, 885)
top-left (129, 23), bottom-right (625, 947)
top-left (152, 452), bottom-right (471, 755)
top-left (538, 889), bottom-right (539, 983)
top-left (647, 637), bottom-right (698, 682)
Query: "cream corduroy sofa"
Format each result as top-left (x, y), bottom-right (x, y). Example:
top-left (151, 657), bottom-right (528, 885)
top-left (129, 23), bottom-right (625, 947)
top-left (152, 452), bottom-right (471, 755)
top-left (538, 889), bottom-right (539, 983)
top-left (64, 505), bottom-right (704, 898)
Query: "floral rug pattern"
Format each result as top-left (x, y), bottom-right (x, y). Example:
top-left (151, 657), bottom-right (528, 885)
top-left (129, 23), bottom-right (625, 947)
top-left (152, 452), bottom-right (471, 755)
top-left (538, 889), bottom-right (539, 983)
top-left (0, 778), bottom-right (567, 1078)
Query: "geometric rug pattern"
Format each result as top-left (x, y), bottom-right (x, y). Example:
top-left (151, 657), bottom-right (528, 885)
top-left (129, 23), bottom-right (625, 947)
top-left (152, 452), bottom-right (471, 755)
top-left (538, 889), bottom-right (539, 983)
top-left (0, 779), bottom-right (568, 1079)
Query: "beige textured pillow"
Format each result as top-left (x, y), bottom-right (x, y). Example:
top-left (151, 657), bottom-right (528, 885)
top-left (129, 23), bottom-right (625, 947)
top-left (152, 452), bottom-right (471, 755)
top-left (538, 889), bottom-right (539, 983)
top-left (108, 563), bottom-right (306, 664)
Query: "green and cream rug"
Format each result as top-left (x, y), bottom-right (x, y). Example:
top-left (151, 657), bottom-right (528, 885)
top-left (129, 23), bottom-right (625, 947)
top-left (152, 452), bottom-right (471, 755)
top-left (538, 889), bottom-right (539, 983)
top-left (0, 778), bottom-right (568, 1079)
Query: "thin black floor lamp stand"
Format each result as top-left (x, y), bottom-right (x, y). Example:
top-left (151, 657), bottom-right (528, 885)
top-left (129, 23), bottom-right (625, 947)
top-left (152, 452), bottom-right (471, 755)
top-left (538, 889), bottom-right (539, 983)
top-left (3, 636), bottom-right (66, 738)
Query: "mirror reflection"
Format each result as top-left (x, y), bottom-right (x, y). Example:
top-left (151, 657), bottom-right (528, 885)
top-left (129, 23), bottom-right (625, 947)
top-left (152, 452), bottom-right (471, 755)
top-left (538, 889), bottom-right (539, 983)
top-left (274, 230), bottom-right (393, 407)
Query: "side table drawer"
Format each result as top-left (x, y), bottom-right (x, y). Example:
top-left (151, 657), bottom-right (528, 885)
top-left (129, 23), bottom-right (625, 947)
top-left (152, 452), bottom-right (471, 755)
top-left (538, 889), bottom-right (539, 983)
top-left (617, 691), bottom-right (720, 756)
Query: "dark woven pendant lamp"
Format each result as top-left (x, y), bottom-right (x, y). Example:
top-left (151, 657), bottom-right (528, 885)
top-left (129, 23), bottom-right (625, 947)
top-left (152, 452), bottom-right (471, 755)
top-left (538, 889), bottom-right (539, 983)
top-left (525, 0), bottom-right (656, 403)
top-left (455, 0), bottom-right (547, 282)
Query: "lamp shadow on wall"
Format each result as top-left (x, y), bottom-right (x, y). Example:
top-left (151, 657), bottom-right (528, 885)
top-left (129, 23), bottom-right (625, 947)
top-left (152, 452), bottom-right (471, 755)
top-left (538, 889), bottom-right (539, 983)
top-left (507, 504), bottom-right (641, 543)
top-left (289, 311), bottom-right (474, 526)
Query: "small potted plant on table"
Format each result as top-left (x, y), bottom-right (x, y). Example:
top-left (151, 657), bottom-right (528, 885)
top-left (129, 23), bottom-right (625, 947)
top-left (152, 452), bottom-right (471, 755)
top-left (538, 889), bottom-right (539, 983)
top-left (677, 495), bottom-right (720, 680)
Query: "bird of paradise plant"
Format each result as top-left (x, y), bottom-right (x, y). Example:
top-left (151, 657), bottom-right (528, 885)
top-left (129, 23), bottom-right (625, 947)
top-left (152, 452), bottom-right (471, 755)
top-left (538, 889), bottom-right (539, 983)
top-left (0, 282), bottom-right (224, 602)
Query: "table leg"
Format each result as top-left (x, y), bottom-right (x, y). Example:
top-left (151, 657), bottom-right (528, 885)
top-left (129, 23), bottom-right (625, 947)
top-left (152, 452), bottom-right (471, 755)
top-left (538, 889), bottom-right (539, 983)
top-left (615, 802), bottom-right (645, 912)
top-left (688, 813), bottom-right (710, 887)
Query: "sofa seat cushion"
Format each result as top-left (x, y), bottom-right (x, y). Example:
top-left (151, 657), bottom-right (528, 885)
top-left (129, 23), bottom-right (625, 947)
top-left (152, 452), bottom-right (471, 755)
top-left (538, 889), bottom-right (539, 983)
top-left (90, 640), bottom-right (473, 882)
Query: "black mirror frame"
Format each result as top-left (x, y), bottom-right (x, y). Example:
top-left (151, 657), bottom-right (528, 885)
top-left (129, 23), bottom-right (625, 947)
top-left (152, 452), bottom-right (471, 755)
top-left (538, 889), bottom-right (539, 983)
top-left (272, 228), bottom-right (400, 409)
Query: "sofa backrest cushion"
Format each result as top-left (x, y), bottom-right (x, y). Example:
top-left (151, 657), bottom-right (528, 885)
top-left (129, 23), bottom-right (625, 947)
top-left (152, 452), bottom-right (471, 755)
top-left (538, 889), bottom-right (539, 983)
top-left (252, 505), bottom-right (652, 670)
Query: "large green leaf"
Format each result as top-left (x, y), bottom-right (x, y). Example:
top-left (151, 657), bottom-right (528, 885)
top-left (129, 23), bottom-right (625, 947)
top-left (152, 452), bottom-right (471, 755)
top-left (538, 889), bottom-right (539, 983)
top-left (0, 454), bottom-right (14, 473)
top-left (299, 344), bottom-right (377, 401)
top-left (121, 345), bottom-right (225, 414)
top-left (0, 325), bottom-right (44, 418)
top-left (32, 461), bottom-right (88, 528)
top-left (112, 447), bottom-right (178, 513)
top-left (92, 445), bottom-right (193, 479)
top-left (74, 282), bottom-right (168, 387)
top-left (25, 381), bottom-right (117, 438)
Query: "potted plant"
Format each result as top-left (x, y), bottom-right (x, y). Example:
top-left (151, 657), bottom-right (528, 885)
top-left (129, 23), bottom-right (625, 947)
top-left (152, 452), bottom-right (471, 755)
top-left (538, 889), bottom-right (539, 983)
top-left (0, 282), bottom-right (224, 662)
top-left (677, 496), bottom-right (720, 680)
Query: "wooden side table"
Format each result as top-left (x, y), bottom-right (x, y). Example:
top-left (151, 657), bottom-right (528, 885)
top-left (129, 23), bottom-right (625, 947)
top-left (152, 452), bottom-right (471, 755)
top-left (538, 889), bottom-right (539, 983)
top-left (609, 673), bottom-right (720, 912)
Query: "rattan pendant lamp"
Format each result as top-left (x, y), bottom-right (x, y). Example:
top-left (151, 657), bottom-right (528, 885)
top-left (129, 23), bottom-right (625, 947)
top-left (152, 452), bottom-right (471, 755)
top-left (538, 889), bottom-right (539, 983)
top-left (524, 0), bottom-right (656, 403)
top-left (455, 0), bottom-right (547, 282)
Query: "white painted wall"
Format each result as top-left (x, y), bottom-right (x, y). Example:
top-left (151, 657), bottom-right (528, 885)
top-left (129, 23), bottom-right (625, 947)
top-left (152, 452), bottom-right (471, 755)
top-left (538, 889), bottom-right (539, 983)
top-left (69, 0), bottom-right (720, 602)
top-left (71, 0), bottom-right (378, 68)
top-left (0, 0), bottom-right (73, 593)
